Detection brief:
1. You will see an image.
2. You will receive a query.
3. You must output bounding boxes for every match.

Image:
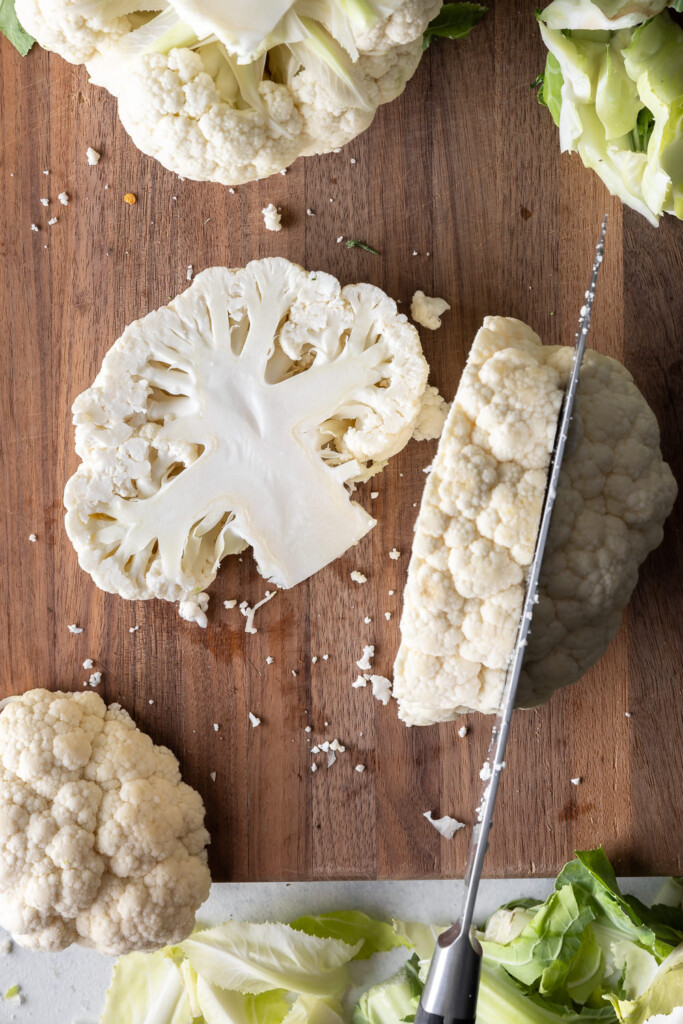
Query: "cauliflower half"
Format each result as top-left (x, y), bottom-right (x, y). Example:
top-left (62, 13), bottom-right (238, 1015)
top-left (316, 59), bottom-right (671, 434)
top-left (0, 689), bottom-right (210, 954)
top-left (16, 0), bottom-right (441, 184)
top-left (65, 257), bottom-right (431, 625)
top-left (393, 316), bottom-right (677, 725)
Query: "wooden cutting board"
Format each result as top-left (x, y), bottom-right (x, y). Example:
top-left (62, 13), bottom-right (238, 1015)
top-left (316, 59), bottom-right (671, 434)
top-left (1, 3), bottom-right (681, 882)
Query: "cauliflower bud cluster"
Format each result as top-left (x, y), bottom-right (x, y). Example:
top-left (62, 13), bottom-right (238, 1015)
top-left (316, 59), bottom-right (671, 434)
top-left (394, 317), bottom-right (677, 725)
top-left (0, 690), bottom-right (211, 955)
top-left (65, 257), bottom-right (439, 626)
top-left (16, 0), bottom-right (441, 184)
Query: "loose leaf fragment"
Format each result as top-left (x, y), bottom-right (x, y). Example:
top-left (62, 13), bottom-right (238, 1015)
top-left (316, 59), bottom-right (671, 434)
top-left (289, 911), bottom-right (411, 960)
top-left (423, 3), bottom-right (487, 49)
top-left (345, 240), bottom-right (381, 255)
top-left (0, 0), bottom-right (34, 55)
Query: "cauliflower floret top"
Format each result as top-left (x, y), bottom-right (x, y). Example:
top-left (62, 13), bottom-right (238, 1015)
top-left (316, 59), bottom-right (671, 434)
top-left (0, 689), bottom-right (210, 955)
top-left (64, 258), bottom-right (432, 625)
top-left (393, 316), bottom-right (676, 725)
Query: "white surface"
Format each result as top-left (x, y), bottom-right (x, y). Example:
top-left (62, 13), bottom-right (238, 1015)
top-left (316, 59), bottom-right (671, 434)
top-left (0, 877), bottom-right (665, 1023)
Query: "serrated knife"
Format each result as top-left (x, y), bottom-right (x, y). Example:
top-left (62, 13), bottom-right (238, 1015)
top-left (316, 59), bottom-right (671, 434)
top-left (415, 215), bottom-right (608, 1024)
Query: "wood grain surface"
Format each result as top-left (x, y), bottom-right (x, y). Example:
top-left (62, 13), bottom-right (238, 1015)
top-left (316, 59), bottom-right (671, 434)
top-left (1, 2), bottom-right (681, 882)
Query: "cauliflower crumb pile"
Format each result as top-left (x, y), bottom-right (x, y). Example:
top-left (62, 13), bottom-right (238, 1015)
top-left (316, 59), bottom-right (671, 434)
top-left (0, 690), bottom-right (210, 955)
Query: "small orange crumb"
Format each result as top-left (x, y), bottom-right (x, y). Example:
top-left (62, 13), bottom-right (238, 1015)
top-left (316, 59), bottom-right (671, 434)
top-left (123, 193), bottom-right (137, 205)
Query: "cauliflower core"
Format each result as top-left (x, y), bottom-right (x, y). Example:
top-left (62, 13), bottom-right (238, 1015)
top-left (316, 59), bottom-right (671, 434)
top-left (65, 258), bottom-right (430, 625)
top-left (394, 316), bottom-right (677, 725)
top-left (16, 0), bottom-right (441, 185)
top-left (0, 690), bottom-right (210, 954)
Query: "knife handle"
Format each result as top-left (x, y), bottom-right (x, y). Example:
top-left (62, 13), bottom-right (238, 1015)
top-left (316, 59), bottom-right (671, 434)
top-left (414, 1010), bottom-right (475, 1024)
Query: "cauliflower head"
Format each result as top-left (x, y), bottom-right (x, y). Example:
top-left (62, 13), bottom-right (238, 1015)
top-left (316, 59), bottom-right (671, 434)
top-left (393, 316), bottom-right (677, 725)
top-left (16, 0), bottom-right (441, 184)
top-left (64, 257), bottom-right (431, 626)
top-left (0, 689), bottom-right (210, 955)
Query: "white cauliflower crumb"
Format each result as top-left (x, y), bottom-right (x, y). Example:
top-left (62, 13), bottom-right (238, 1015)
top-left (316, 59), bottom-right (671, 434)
top-left (129, 625), bottom-right (139, 633)
top-left (179, 593), bottom-right (210, 627)
top-left (389, 548), bottom-right (401, 560)
top-left (327, 750), bottom-right (336, 767)
top-left (86, 147), bottom-right (101, 165)
top-left (355, 764), bottom-right (365, 773)
top-left (223, 599), bottom-right (237, 609)
top-left (88, 671), bottom-right (102, 687)
top-left (571, 777), bottom-right (582, 786)
top-left (48, 216), bottom-right (58, 225)
top-left (209, 771), bottom-right (217, 781)
top-left (30, 224), bottom-right (39, 232)
top-left (411, 291), bottom-right (451, 330)
top-left (58, 192), bottom-right (69, 205)
top-left (311, 745), bottom-right (320, 754)
top-left (364, 616), bottom-right (372, 624)
top-left (423, 811), bottom-right (465, 839)
top-left (262, 203), bottom-right (282, 232)
top-left (304, 725), bottom-right (311, 733)
top-left (240, 590), bottom-right (276, 633)
top-left (357, 646), bottom-right (374, 672)
top-left (28, 533), bottom-right (37, 542)
top-left (370, 491), bottom-right (379, 499)
top-left (248, 712), bottom-right (261, 728)
top-left (412, 385), bottom-right (450, 442)
top-left (336, 236), bottom-right (344, 243)
top-left (458, 726), bottom-right (469, 738)
top-left (480, 761), bottom-right (492, 782)
top-left (67, 624), bottom-right (83, 634)
top-left (329, 738), bottom-right (345, 752)
top-left (83, 657), bottom-right (93, 670)
top-left (352, 676), bottom-right (367, 688)
top-left (186, 265), bottom-right (193, 281)
top-left (311, 763), bottom-right (318, 773)
top-left (311, 656), bottom-right (318, 664)
top-left (213, 723), bottom-right (219, 731)
top-left (370, 675), bottom-right (392, 705)
top-left (385, 612), bottom-right (392, 621)
top-left (265, 656), bottom-right (274, 665)
top-left (351, 570), bottom-right (367, 584)
top-left (40, 197), bottom-right (49, 206)
top-left (306, 209), bottom-right (315, 216)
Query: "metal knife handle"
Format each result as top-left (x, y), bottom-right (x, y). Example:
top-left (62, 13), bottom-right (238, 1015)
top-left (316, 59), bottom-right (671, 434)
top-left (417, 925), bottom-right (482, 1023)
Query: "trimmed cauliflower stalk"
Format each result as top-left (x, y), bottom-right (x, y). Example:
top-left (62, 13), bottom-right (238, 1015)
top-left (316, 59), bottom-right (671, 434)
top-left (394, 317), bottom-right (676, 725)
top-left (0, 689), bottom-right (210, 955)
top-left (16, 0), bottom-right (441, 185)
top-left (539, 1), bottom-right (674, 31)
top-left (65, 258), bottom-right (430, 626)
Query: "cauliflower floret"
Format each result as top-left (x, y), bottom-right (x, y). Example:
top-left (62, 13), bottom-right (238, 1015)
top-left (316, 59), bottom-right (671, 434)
top-left (64, 258), bottom-right (433, 624)
top-left (411, 290), bottom-right (451, 330)
top-left (412, 385), bottom-right (450, 441)
top-left (394, 317), bottom-right (676, 725)
top-left (14, 0), bottom-right (143, 63)
top-left (0, 690), bottom-right (210, 955)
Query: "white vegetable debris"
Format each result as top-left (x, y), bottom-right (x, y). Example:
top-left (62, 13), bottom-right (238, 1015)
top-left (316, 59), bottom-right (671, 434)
top-left (571, 777), bottom-right (582, 786)
top-left (625, 711), bottom-right (632, 718)
top-left (262, 203), bottom-right (282, 232)
top-left (40, 197), bottom-right (49, 206)
top-left (357, 645), bottom-right (374, 672)
top-left (213, 723), bottom-right (219, 731)
top-left (223, 599), bottom-right (237, 609)
top-left (311, 745), bottom-right (320, 754)
top-left (58, 192), bottom-right (69, 205)
top-left (364, 616), bottom-right (372, 624)
top-left (423, 811), bottom-right (465, 839)
top-left (265, 656), bottom-right (274, 665)
top-left (480, 761), bottom-right (492, 782)
top-left (248, 712), bottom-right (261, 728)
top-left (385, 612), bottom-right (392, 621)
top-left (389, 549), bottom-right (401, 560)
top-left (187, 265), bottom-right (194, 281)
top-left (388, 590), bottom-right (394, 596)
top-left (304, 725), bottom-right (311, 733)
top-left (209, 772), bottom-right (216, 781)
top-left (458, 726), bottom-right (469, 738)
top-left (67, 624), bottom-right (83, 634)
top-left (129, 625), bottom-right (139, 633)
top-left (179, 593), bottom-right (210, 626)
top-left (322, 654), bottom-right (329, 661)
top-left (329, 738), bottom-right (345, 752)
top-left (370, 491), bottom-right (379, 499)
top-left (86, 147), bottom-right (101, 165)
top-left (240, 590), bottom-right (276, 634)
top-left (350, 570), bottom-right (367, 584)
top-left (336, 236), bottom-right (344, 243)
top-left (355, 764), bottom-right (365, 773)
top-left (306, 209), bottom-right (315, 216)
top-left (311, 656), bottom-right (318, 664)
top-left (88, 672), bottom-right (102, 687)
top-left (370, 675), bottom-right (392, 705)
top-left (352, 676), bottom-right (367, 688)
top-left (28, 533), bottom-right (37, 542)
top-left (311, 763), bottom-right (318, 773)
top-left (31, 224), bottom-right (39, 232)
top-left (327, 750), bottom-right (336, 767)
top-left (48, 217), bottom-right (58, 225)
top-left (350, 158), bottom-right (357, 165)
top-left (410, 291), bottom-right (451, 331)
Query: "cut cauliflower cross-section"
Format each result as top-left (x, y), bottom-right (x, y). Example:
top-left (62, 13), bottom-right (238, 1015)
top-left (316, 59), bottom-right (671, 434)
top-left (65, 258), bottom-right (430, 626)
top-left (16, 0), bottom-right (442, 185)
top-left (393, 316), bottom-right (677, 725)
top-left (0, 689), bottom-right (210, 955)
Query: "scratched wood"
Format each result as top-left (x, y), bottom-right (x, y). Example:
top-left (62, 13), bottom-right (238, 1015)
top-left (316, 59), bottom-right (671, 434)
top-left (0, 1), bottom-right (681, 881)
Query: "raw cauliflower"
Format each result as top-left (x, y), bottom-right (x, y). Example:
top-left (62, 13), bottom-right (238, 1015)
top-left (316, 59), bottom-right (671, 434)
top-left (0, 689), bottom-right (210, 954)
top-left (393, 316), bottom-right (676, 725)
top-left (64, 258), bottom-right (433, 626)
top-left (411, 290), bottom-right (451, 330)
top-left (16, 0), bottom-right (441, 185)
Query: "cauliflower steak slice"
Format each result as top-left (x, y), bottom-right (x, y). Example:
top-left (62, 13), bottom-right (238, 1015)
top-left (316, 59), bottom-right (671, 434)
top-left (0, 689), bottom-right (210, 955)
top-left (393, 316), bottom-right (677, 725)
top-left (65, 258), bottom-right (430, 625)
